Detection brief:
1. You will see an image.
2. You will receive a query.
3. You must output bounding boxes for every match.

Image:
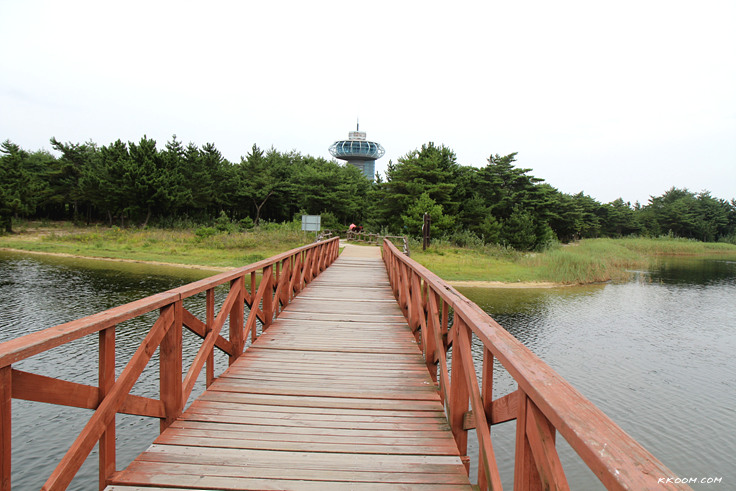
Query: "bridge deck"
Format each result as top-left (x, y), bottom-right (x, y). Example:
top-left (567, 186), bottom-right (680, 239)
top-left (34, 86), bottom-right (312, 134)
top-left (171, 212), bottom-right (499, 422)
top-left (105, 246), bottom-right (472, 490)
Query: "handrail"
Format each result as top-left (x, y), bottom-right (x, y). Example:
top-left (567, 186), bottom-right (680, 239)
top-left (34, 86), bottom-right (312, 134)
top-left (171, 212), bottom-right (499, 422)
top-left (0, 237), bottom-right (340, 491)
top-left (381, 238), bottom-right (690, 490)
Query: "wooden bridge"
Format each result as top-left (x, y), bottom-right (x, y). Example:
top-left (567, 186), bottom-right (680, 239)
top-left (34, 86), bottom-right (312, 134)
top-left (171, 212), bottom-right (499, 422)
top-left (0, 237), bottom-right (689, 490)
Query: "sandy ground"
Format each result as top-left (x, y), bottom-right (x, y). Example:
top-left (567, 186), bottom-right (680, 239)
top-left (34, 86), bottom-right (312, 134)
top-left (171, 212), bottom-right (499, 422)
top-left (338, 241), bottom-right (382, 258)
top-left (449, 280), bottom-right (566, 288)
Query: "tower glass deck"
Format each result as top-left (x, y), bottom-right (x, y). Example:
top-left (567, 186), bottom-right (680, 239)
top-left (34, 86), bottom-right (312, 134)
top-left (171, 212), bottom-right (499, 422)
top-left (329, 127), bottom-right (384, 181)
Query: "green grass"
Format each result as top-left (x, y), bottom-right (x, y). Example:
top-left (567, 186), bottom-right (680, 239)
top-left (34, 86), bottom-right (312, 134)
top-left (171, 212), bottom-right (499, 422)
top-left (522, 240), bottom-right (647, 284)
top-left (0, 221), bottom-right (312, 268)
top-left (410, 244), bottom-right (536, 283)
top-left (4, 223), bottom-right (736, 284)
top-left (411, 237), bottom-right (736, 285)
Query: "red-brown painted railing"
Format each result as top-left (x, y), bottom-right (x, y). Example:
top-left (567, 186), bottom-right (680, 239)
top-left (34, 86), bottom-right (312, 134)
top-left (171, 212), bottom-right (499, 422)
top-left (0, 237), bottom-right (340, 491)
top-left (382, 238), bottom-right (691, 491)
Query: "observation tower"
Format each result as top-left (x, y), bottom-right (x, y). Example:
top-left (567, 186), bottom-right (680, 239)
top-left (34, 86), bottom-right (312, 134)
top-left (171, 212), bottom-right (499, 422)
top-left (329, 124), bottom-right (385, 181)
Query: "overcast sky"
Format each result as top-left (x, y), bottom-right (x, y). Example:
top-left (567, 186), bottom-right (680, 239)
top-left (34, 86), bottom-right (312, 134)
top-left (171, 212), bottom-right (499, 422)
top-left (2, 0), bottom-right (734, 205)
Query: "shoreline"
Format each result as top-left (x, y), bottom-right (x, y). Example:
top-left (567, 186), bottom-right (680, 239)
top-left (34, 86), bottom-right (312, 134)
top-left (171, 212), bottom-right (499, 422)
top-left (449, 280), bottom-right (570, 288)
top-left (0, 247), bottom-right (230, 273)
top-left (1, 246), bottom-right (570, 288)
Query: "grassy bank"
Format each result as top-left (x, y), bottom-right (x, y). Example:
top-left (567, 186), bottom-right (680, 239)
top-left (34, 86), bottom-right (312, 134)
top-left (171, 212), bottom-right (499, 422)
top-left (0, 221), bottom-right (310, 268)
top-left (4, 222), bottom-right (736, 284)
top-left (410, 237), bottom-right (736, 284)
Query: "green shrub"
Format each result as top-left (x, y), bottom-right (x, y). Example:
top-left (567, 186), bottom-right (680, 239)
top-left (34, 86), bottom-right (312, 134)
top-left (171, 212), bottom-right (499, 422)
top-left (319, 211), bottom-right (342, 231)
top-left (239, 217), bottom-right (255, 230)
top-left (215, 211), bottom-right (235, 233)
top-left (195, 226), bottom-right (218, 239)
top-left (448, 229), bottom-right (484, 248)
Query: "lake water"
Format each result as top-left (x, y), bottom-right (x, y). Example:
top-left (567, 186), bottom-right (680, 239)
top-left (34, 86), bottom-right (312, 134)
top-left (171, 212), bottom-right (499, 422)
top-left (1, 251), bottom-right (734, 489)
top-left (457, 256), bottom-right (736, 489)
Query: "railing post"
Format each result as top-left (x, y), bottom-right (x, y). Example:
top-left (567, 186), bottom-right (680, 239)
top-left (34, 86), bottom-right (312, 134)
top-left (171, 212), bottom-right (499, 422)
top-left (479, 347), bottom-right (494, 489)
top-left (409, 272), bottom-right (423, 345)
top-left (425, 291), bottom-right (439, 381)
top-left (160, 301), bottom-right (183, 432)
top-left (316, 242), bottom-right (326, 272)
top-left (514, 391), bottom-right (544, 491)
top-left (205, 288), bottom-right (215, 387)
top-left (397, 262), bottom-right (409, 316)
top-left (0, 366), bottom-right (10, 491)
top-left (311, 245), bottom-right (320, 278)
top-left (262, 265), bottom-right (275, 330)
top-left (98, 326), bottom-right (116, 490)
top-left (229, 276), bottom-right (245, 364)
top-left (449, 318), bottom-right (470, 473)
top-left (274, 259), bottom-right (291, 316)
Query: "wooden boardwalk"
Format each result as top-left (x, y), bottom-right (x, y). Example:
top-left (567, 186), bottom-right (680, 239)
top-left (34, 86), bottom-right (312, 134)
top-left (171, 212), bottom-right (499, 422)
top-left (105, 245), bottom-right (472, 490)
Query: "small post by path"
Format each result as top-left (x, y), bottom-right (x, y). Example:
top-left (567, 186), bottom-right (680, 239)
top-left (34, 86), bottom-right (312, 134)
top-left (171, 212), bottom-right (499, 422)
top-left (422, 213), bottom-right (431, 251)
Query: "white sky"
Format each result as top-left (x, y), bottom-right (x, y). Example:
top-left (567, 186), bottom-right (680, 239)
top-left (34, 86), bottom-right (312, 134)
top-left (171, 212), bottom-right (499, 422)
top-left (1, 0), bottom-right (734, 205)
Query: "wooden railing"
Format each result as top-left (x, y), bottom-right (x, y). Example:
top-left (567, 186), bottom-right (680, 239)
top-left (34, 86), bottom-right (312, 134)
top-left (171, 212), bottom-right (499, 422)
top-left (0, 237), bottom-right (340, 491)
top-left (381, 238), bottom-right (691, 491)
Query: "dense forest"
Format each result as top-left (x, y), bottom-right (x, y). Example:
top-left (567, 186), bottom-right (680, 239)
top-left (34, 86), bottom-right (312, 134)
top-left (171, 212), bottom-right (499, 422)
top-left (1, 136), bottom-right (735, 250)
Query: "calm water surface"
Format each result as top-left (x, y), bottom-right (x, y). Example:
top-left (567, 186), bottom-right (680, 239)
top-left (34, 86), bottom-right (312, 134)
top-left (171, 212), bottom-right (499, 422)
top-left (458, 256), bottom-right (736, 489)
top-left (1, 251), bottom-right (734, 489)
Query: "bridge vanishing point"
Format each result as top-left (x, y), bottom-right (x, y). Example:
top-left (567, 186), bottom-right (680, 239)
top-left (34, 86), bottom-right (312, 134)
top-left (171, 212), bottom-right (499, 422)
top-left (0, 237), bottom-right (689, 490)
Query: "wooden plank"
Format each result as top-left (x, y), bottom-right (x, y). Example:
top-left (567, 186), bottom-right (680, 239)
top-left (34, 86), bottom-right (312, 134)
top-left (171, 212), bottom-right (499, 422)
top-left (209, 378), bottom-right (437, 393)
top-left (177, 401), bottom-right (447, 419)
top-left (118, 460), bottom-right (471, 484)
top-left (492, 389), bottom-right (520, 425)
top-left (166, 421), bottom-right (456, 443)
top-left (108, 485), bottom-right (470, 491)
top-left (177, 412), bottom-right (450, 431)
top-left (184, 400), bottom-right (445, 419)
top-left (137, 448), bottom-right (465, 474)
top-left (168, 420), bottom-right (455, 440)
top-left (204, 383), bottom-right (440, 401)
top-left (154, 432), bottom-right (460, 455)
top-left (137, 444), bottom-right (465, 467)
top-left (198, 392), bottom-right (443, 411)
top-left (111, 476), bottom-right (472, 491)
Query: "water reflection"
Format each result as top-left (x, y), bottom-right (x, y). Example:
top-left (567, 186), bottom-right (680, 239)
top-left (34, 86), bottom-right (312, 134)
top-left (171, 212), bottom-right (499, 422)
top-left (650, 256), bottom-right (736, 285)
top-left (457, 256), bottom-right (736, 489)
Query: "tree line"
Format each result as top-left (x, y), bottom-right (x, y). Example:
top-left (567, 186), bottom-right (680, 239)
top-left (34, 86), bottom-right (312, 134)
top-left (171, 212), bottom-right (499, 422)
top-left (2, 137), bottom-right (735, 249)
top-left (0, 136), bottom-right (369, 232)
